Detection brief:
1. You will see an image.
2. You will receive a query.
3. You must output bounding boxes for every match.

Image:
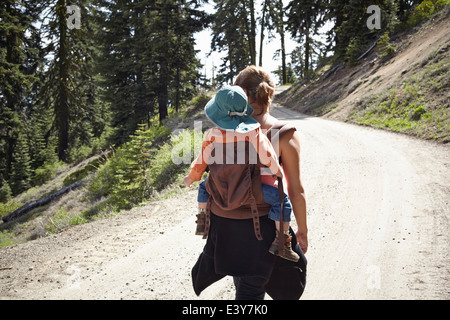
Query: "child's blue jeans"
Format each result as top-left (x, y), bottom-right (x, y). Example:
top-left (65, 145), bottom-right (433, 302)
top-left (197, 178), bottom-right (292, 222)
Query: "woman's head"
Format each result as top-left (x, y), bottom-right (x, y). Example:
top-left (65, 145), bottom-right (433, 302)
top-left (234, 66), bottom-right (275, 114)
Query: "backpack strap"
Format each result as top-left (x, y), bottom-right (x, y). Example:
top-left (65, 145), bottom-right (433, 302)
top-left (266, 121), bottom-right (297, 143)
top-left (277, 177), bottom-right (286, 255)
top-left (248, 165), bottom-right (263, 241)
top-left (203, 197), bottom-right (212, 240)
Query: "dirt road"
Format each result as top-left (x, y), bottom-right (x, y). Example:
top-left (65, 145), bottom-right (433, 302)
top-left (1, 105), bottom-right (449, 300)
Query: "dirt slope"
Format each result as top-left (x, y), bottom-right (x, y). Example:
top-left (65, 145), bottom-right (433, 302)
top-left (1, 103), bottom-right (449, 300)
top-left (330, 15), bottom-right (450, 121)
top-left (277, 14), bottom-right (450, 124)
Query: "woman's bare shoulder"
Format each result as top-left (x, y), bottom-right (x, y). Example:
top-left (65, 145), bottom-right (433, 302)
top-left (279, 127), bottom-right (301, 156)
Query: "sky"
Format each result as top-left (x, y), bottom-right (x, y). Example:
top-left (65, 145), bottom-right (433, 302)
top-left (194, 0), bottom-right (333, 85)
top-left (194, 26), bottom-right (299, 85)
top-left (193, 0), bottom-right (300, 85)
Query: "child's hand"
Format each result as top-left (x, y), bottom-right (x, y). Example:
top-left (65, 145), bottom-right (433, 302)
top-left (184, 176), bottom-right (194, 188)
top-left (274, 169), bottom-right (283, 179)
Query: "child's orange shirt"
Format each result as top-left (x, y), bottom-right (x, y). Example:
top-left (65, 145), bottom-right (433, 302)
top-left (188, 127), bottom-right (282, 183)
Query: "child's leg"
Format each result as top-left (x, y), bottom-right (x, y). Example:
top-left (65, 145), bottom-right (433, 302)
top-left (279, 192), bottom-right (293, 233)
top-left (274, 221), bottom-right (291, 234)
top-left (197, 178), bottom-right (210, 204)
top-left (263, 184), bottom-right (299, 262)
top-left (196, 179), bottom-right (209, 236)
top-left (263, 184), bottom-right (292, 228)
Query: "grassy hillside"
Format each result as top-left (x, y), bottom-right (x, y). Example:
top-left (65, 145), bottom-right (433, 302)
top-left (276, 8), bottom-right (449, 143)
top-left (0, 92), bottom-right (212, 247)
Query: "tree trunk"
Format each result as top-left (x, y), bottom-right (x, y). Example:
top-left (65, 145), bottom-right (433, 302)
top-left (158, 5), bottom-right (169, 122)
top-left (2, 180), bottom-right (83, 223)
top-left (249, 0), bottom-right (256, 65)
top-left (278, 0), bottom-right (287, 84)
top-left (304, 17), bottom-right (311, 78)
top-left (259, 0), bottom-right (268, 67)
top-left (56, 0), bottom-right (69, 161)
top-left (175, 66), bottom-right (181, 113)
top-left (158, 62), bottom-right (169, 122)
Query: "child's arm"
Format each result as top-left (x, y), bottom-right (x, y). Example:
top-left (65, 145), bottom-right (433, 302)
top-left (184, 129), bottom-right (214, 187)
top-left (184, 175), bottom-right (195, 188)
top-left (251, 129), bottom-right (283, 178)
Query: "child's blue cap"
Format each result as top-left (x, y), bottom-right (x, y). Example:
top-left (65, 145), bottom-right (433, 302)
top-left (204, 86), bottom-right (260, 133)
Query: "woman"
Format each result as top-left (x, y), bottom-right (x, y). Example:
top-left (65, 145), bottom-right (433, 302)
top-left (191, 66), bottom-right (308, 300)
top-left (234, 66), bottom-right (308, 253)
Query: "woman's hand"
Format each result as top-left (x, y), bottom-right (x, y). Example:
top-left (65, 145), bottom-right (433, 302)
top-left (296, 230), bottom-right (308, 254)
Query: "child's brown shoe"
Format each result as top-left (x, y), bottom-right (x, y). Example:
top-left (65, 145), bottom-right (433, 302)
top-left (195, 212), bottom-right (206, 236)
top-left (269, 231), bottom-right (300, 262)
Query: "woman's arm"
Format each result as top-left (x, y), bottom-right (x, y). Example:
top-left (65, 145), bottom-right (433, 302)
top-left (279, 130), bottom-right (308, 253)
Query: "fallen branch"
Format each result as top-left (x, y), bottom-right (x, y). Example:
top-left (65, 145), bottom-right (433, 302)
top-left (2, 180), bottom-right (84, 224)
top-left (323, 63), bottom-right (345, 80)
top-left (0, 267), bottom-right (13, 271)
top-left (356, 38), bottom-right (380, 61)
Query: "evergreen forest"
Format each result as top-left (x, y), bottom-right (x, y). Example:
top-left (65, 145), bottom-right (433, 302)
top-left (0, 0), bottom-right (446, 203)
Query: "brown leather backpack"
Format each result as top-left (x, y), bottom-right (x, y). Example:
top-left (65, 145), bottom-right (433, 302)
top-left (204, 135), bottom-right (266, 240)
top-left (203, 122), bottom-right (296, 241)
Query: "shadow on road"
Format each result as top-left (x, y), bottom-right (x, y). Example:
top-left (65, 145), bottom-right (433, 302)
top-left (270, 104), bottom-right (312, 121)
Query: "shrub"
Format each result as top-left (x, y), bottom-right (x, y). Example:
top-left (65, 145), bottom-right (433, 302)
top-left (0, 200), bottom-right (23, 220)
top-left (148, 128), bottom-right (203, 191)
top-left (87, 123), bottom-right (172, 210)
top-left (407, 0), bottom-right (450, 26)
top-left (86, 121), bottom-right (204, 212)
top-left (46, 206), bottom-right (87, 234)
top-left (377, 32), bottom-right (396, 60)
top-left (0, 179), bottom-right (12, 203)
top-left (0, 230), bottom-right (16, 247)
top-left (410, 105), bottom-right (427, 120)
top-left (32, 160), bottom-right (66, 186)
top-left (345, 37), bottom-right (364, 66)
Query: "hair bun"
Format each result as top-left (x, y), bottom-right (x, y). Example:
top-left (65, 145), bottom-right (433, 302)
top-left (234, 66), bottom-right (275, 113)
top-left (256, 81), bottom-right (274, 106)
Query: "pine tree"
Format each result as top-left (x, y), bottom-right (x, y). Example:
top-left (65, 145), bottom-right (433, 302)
top-left (66, 1), bottom-right (111, 161)
top-left (52, 0), bottom-right (71, 161)
top-left (274, 0), bottom-right (288, 84)
top-left (247, 0), bottom-right (257, 65)
top-left (210, 0), bottom-right (255, 84)
top-left (99, 0), bottom-right (208, 144)
top-left (259, 0), bottom-right (289, 84)
top-left (169, 2), bottom-right (208, 112)
top-left (286, 0), bottom-right (326, 79)
top-left (323, 0), bottom-right (403, 62)
top-left (377, 31), bottom-right (396, 59)
top-left (0, 0), bottom-right (43, 181)
top-left (32, 0), bottom-right (112, 163)
top-left (37, 0), bottom-right (94, 161)
top-left (0, 178), bottom-right (12, 203)
top-left (152, 0), bottom-right (208, 120)
top-left (9, 132), bottom-right (32, 195)
top-left (258, 0), bottom-right (269, 67)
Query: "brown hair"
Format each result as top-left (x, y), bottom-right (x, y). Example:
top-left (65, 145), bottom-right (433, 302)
top-left (234, 65), bottom-right (275, 114)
